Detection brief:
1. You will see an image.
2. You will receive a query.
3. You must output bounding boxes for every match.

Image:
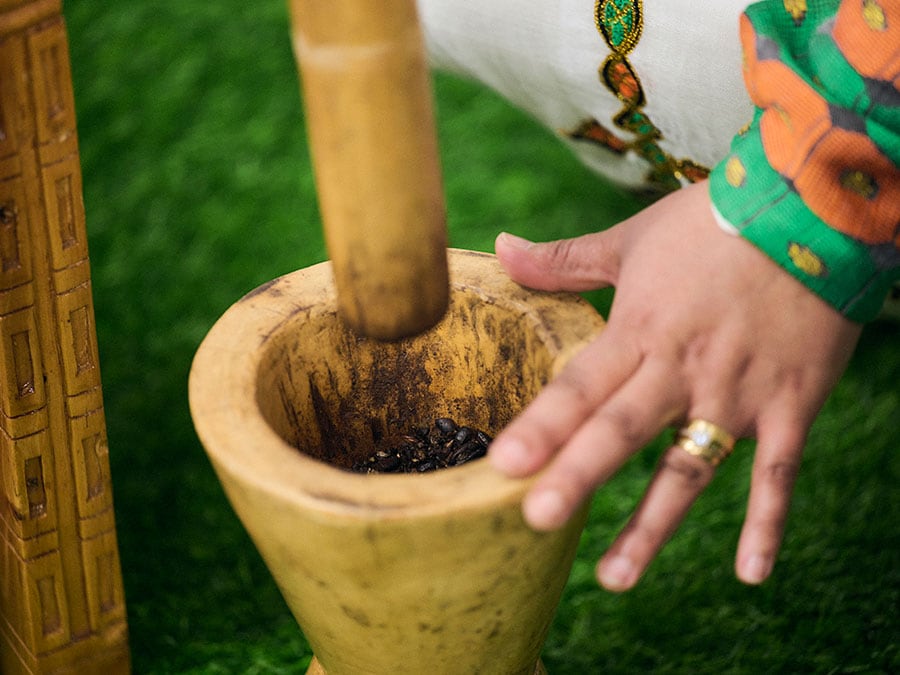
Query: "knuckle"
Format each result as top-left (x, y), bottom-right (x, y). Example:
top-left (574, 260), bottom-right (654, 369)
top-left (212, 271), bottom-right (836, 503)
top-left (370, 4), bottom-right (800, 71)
top-left (597, 404), bottom-right (646, 448)
top-left (550, 368), bottom-right (596, 409)
top-left (756, 459), bottom-right (800, 491)
top-left (626, 515), bottom-right (670, 546)
top-left (682, 333), bottom-right (712, 368)
top-left (541, 237), bottom-right (581, 268)
top-left (539, 235), bottom-right (617, 287)
top-left (661, 449), bottom-right (713, 489)
top-left (548, 461), bottom-right (600, 507)
top-left (567, 464), bottom-right (600, 499)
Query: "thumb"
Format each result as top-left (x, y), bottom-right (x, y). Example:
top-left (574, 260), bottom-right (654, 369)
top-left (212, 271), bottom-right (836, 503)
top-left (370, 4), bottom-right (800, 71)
top-left (494, 230), bottom-right (620, 292)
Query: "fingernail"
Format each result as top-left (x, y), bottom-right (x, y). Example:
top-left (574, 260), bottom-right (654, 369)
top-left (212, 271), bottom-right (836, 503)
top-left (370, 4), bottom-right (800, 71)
top-left (498, 232), bottom-right (534, 250)
top-left (741, 554), bottom-right (773, 585)
top-left (489, 438), bottom-right (532, 475)
top-left (598, 555), bottom-right (638, 592)
top-left (522, 490), bottom-right (566, 531)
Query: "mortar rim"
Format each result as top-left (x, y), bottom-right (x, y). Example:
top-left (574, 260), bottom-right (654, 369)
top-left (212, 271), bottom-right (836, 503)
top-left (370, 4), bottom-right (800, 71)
top-left (188, 249), bottom-right (603, 519)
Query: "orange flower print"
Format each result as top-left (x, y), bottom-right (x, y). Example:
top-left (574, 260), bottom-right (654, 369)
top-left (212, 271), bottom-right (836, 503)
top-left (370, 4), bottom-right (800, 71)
top-left (793, 127), bottom-right (900, 246)
top-left (741, 8), bottom-right (900, 249)
top-left (834, 0), bottom-right (899, 82)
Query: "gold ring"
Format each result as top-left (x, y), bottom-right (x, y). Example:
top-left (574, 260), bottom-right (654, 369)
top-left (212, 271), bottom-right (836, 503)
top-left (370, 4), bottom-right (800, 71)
top-left (675, 419), bottom-right (736, 467)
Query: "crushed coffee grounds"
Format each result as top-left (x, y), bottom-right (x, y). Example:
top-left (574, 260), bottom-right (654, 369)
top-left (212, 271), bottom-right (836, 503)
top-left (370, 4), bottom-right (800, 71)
top-left (351, 417), bottom-right (492, 474)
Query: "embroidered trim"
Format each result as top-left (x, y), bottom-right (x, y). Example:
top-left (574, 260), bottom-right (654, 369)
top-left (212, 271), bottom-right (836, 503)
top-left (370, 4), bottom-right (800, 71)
top-left (597, 0), bottom-right (643, 55)
top-left (568, 0), bottom-right (710, 192)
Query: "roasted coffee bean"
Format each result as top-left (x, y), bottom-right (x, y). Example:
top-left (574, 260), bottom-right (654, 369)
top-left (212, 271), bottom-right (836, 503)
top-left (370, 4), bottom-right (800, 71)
top-left (448, 439), bottom-right (483, 466)
top-left (435, 417), bottom-right (457, 434)
top-left (373, 454), bottom-right (400, 471)
top-left (454, 427), bottom-right (473, 444)
top-left (350, 417), bottom-right (492, 474)
top-left (455, 444), bottom-right (487, 465)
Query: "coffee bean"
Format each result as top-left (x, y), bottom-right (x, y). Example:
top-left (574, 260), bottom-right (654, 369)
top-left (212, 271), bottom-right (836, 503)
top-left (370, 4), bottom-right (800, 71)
top-left (454, 427), bottom-right (473, 444)
top-left (435, 417), bottom-right (457, 435)
top-left (350, 417), bottom-right (492, 474)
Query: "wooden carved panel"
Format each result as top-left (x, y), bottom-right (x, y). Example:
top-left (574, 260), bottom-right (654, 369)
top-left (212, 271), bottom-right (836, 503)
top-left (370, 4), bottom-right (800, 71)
top-left (0, 2), bottom-right (130, 673)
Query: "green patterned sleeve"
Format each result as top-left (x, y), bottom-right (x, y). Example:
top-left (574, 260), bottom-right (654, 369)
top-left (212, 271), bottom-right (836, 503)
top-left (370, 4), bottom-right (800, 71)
top-left (709, 0), bottom-right (899, 322)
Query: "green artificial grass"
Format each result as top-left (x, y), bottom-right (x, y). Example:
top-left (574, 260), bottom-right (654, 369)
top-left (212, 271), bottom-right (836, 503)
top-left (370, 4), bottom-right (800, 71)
top-left (64, 1), bottom-right (898, 673)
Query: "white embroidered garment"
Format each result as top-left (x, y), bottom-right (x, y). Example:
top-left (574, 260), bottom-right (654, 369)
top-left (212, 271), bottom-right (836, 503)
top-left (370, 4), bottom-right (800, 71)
top-left (418, 0), bottom-right (754, 189)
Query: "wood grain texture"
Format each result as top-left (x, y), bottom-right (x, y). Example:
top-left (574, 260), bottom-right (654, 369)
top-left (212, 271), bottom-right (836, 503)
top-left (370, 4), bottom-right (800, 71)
top-left (190, 251), bottom-right (605, 674)
top-left (0, 2), bottom-right (130, 672)
top-left (289, 0), bottom-right (449, 340)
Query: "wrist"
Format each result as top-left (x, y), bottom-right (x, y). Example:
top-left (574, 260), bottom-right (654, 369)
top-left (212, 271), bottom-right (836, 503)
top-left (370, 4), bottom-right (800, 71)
top-left (709, 119), bottom-right (897, 324)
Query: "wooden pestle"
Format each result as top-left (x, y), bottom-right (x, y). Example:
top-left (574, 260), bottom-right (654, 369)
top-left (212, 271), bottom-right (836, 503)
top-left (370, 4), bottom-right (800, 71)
top-left (289, 0), bottom-right (449, 340)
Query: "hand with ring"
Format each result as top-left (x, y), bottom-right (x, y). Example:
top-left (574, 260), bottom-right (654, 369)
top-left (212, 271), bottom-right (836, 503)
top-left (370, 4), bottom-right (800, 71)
top-left (488, 181), bottom-right (863, 592)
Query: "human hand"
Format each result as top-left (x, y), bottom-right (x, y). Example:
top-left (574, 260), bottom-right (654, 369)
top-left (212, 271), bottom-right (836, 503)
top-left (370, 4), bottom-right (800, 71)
top-left (490, 181), bottom-right (862, 591)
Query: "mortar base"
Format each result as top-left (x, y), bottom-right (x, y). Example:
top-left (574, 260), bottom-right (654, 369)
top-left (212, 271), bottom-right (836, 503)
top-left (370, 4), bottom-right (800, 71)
top-left (306, 656), bottom-right (548, 674)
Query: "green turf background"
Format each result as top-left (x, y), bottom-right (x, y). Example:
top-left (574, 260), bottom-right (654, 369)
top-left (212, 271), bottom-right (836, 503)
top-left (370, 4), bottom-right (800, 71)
top-left (63, 1), bottom-right (897, 672)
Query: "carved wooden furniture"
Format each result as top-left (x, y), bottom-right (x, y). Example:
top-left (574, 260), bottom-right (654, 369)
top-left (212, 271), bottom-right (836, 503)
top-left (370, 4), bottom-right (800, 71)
top-left (0, 1), bottom-right (130, 672)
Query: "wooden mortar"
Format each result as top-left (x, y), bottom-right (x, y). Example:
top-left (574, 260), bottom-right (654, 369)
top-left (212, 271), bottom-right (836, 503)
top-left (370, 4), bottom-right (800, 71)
top-left (189, 250), bottom-right (605, 673)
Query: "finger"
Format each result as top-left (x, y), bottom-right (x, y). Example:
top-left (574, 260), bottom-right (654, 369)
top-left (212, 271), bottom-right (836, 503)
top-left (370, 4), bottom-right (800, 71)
top-left (596, 443), bottom-right (716, 592)
top-left (519, 356), bottom-right (689, 532)
top-left (494, 230), bottom-right (621, 292)
top-left (490, 326), bottom-right (642, 477)
top-left (735, 406), bottom-right (806, 585)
